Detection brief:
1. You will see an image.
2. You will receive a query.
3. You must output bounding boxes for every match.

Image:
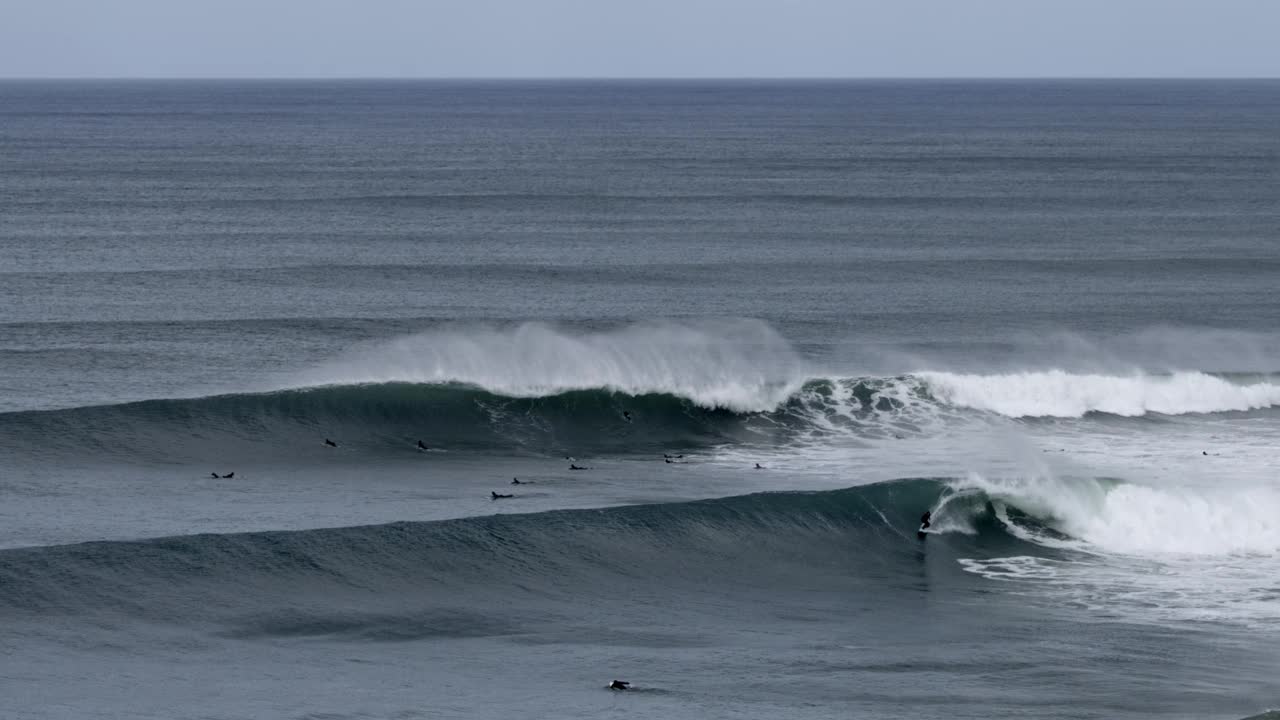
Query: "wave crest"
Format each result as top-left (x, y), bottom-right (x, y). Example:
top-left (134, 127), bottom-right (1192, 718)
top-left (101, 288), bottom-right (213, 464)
top-left (294, 320), bottom-right (807, 413)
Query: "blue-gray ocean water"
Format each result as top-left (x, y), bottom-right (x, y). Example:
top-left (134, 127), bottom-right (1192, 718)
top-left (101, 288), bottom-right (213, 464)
top-left (2, 80), bottom-right (1279, 719)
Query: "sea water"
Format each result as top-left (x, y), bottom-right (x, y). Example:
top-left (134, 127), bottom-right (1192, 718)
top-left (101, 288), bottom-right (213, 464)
top-left (1, 80), bottom-right (1279, 719)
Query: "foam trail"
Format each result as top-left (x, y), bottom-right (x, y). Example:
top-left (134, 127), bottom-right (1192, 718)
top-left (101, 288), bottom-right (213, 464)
top-left (920, 370), bottom-right (1280, 418)
top-left (951, 472), bottom-right (1280, 556)
top-left (294, 320), bottom-right (808, 412)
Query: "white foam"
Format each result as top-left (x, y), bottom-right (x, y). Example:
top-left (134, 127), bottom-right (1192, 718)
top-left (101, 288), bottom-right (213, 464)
top-left (920, 370), bottom-right (1280, 418)
top-left (957, 556), bottom-right (1064, 581)
top-left (292, 319), bottom-right (808, 413)
top-left (951, 471), bottom-right (1280, 557)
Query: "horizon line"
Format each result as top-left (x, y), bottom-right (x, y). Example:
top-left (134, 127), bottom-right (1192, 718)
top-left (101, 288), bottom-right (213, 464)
top-left (2, 75), bottom-right (1278, 82)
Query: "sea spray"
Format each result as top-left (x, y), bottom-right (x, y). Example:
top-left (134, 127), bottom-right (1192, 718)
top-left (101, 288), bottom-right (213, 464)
top-left (294, 319), bottom-right (809, 413)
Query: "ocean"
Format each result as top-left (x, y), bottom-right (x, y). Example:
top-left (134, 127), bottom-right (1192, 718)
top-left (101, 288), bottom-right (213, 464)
top-left (1, 79), bottom-right (1278, 719)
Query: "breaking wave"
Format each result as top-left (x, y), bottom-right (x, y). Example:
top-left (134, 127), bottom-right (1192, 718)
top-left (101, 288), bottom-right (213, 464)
top-left (2, 321), bottom-right (1277, 461)
top-left (294, 319), bottom-right (808, 413)
top-left (4, 473), bottom-right (1275, 632)
top-left (0, 479), bottom-right (1021, 625)
top-left (2, 374), bottom-right (1276, 461)
top-left (937, 472), bottom-right (1280, 557)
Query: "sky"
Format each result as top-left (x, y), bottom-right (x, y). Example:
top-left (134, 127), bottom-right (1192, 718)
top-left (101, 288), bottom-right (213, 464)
top-left (1, 0), bottom-right (1277, 78)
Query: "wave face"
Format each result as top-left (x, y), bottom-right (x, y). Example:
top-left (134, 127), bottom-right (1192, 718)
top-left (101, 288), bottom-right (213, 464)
top-left (0, 479), bottom-right (1015, 625)
top-left (0, 383), bottom-right (773, 459)
top-left (3, 374), bottom-right (1278, 462)
top-left (4, 474), bottom-right (1276, 631)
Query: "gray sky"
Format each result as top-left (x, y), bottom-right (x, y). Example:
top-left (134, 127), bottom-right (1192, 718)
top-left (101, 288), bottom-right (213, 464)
top-left (2, 0), bottom-right (1277, 78)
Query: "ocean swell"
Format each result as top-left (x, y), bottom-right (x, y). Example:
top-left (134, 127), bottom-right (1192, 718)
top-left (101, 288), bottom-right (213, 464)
top-left (0, 480), bottom-right (997, 624)
top-left (2, 371), bottom-right (1277, 462)
top-left (3, 475), bottom-right (1274, 636)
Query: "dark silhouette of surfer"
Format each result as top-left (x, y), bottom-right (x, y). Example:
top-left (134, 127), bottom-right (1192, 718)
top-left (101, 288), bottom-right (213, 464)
top-left (210, 472), bottom-right (220, 479)
top-left (417, 440), bottom-right (429, 451)
top-left (754, 463), bottom-right (764, 469)
top-left (569, 464), bottom-right (587, 471)
top-left (664, 458), bottom-right (673, 464)
top-left (622, 411), bottom-right (632, 422)
top-left (511, 477), bottom-right (533, 485)
top-left (324, 439), bottom-right (338, 448)
top-left (210, 472), bottom-right (234, 479)
top-left (491, 491), bottom-right (513, 500)
top-left (918, 511), bottom-right (932, 539)
top-left (608, 680), bottom-right (630, 691)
